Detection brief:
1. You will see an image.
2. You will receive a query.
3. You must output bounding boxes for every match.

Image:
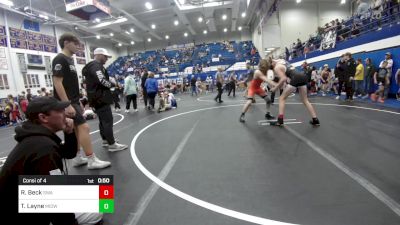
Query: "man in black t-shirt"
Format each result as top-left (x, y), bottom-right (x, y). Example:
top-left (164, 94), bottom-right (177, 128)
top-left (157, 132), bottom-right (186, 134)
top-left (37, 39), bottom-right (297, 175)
top-left (52, 33), bottom-right (110, 170)
top-left (52, 54), bottom-right (80, 104)
top-left (343, 52), bottom-right (356, 101)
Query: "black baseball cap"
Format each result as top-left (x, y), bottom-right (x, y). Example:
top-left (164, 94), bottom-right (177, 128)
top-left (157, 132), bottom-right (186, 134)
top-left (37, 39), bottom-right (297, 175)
top-left (26, 97), bottom-right (70, 115)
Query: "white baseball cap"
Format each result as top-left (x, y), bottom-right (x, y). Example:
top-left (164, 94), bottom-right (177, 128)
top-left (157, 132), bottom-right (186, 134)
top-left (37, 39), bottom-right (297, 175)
top-left (94, 48), bottom-right (112, 58)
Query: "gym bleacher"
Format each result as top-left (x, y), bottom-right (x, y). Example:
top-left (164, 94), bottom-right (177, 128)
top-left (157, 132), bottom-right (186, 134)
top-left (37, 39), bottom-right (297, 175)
top-left (106, 40), bottom-right (260, 80)
top-left (287, 3), bottom-right (400, 61)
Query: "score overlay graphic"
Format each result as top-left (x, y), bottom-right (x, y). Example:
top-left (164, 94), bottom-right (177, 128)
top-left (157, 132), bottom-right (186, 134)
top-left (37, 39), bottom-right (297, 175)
top-left (18, 175), bottom-right (114, 213)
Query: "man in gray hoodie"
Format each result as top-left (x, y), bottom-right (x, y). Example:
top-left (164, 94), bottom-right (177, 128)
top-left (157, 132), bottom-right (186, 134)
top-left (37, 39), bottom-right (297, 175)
top-left (124, 72), bottom-right (139, 113)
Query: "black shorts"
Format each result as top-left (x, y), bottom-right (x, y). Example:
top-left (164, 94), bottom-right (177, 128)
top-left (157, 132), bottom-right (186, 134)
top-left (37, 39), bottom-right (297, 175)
top-left (288, 71), bottom-right (308, 87)
top-left (216, 82), bottom-right (223, 89)
top-left (377, 78), bottom-right (385, 85)
top-left (71, 103), bottom-right (86, 126)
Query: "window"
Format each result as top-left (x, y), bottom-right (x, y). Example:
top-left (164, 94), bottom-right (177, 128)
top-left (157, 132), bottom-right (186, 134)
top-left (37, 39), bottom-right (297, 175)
top-left (23, 73), bottom-right (40, 88)
top-left (44, 74), bottom-right (53, 87)
top-left (0, 74), bottom-right (9, 90)
top-left (27, 54), bottom-right (43, 64)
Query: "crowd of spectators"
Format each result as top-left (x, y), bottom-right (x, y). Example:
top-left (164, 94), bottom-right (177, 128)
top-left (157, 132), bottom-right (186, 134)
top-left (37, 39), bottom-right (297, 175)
top-left (285, 0), bottom-right (400, 60)
top-left (299, 51), bottom-right (399, 103)
top-left (107, 40), bottom-right (259, 78)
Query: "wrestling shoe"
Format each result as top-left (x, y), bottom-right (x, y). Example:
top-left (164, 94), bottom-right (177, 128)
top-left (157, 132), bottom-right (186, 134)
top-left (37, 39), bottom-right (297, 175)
top-left (309, 118), bottom-right (320, 126)
top-left (265, 113), bottom-right (275, 120)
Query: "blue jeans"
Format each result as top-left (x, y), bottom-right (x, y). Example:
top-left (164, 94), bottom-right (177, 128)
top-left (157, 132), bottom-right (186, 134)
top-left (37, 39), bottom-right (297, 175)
top-left (365, 76), bottom-right (372, 94)
top-left (384, 71), bottom-right (392, 98)
top-left (354, 80), bottom-right (365, 96)
top-left (191, 86), bottom-right (197, 96)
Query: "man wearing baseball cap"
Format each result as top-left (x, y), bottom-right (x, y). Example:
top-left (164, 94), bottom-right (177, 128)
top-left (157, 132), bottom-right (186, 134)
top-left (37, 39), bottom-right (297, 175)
top-left (0, 97), bottom-right (103, 224)
top-left (83, 48), bottom-right (128, 152)
top-left (379, 52), bottom-right (393, 99)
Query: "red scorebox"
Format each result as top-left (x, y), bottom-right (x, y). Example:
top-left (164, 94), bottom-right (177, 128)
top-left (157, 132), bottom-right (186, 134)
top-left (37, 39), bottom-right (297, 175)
top-left (99, 185), bottom-right (114, 199)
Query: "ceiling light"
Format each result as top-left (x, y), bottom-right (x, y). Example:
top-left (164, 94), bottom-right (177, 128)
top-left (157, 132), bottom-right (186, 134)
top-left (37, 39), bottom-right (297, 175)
top-left (198, 17), bottom-right (203, 22)
top-left (94, 18), bottom-right (100, 23)
top-left (165, 35), bottom-right (169, 39)
top-left (114, 17), bottom-right (127, 23)
top-left (223, 28), bottom-right (228, 32)
top-left (74, 25), bottom-right (78, 30)
top-left (296, 0), bottom-right (301, 3)
top-left (93, 21), bottom-right (112, 28)
top-left (184, 32), bottom-right (188, 37)
top-left (92, 17), bottom-right (127, 29)
top-left (145, 2), bottom-right (153, 10)
top-left (147, 38), bottom-right (152, 42)
top-left (118, 43), bottom-right (122, 47)
top-left (109, 32), bottom-right (114, 36)
top-left (174, 20), bottom-right (179, 26)
top-left (222, 14), bottom-right (227, 20)
top-left (264, 50), bottom-right (271, 53)
top-left (0, 0), bottom-right (14, 7)
top-left (267, 47), bottom-right (275, 51)
top-left (203, 30), bottom-right (208, 34)
top-left (131, 41), bottom-right (135, 45)
top-left (125, 31), bottom-right (130, 35)
top-left (39, 14), bottom-right (49, 20)
top-left (130, 28), bottom-right (135, 33)
top-left (238, 26), bottom-right (242, 31)
top-left (96, 35), bottom-right (100, 39)
top-left (151, 24), bottom-right (156, 29)
top-left (241, 12), bottom-right (246, 18)
top-left (179, 0), bottom-right (185, 4)
top-left (340, 0), bottom-right (346, 4)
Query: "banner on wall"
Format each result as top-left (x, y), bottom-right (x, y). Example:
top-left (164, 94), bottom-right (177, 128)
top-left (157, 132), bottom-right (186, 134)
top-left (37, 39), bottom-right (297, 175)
top-left (0, 25), bottom-right (6, 47)
top-left (320, 29), bottom-right (337, 51)
top-left (166, 43), bottom-right (194, 51)
top-left (76, 42), bottom-right (86, 58)
top-left (27, 41), bottom-right (43, 51)
top-left (0, 37), bottom-right (7, 47)
top-left (77, 58), bottom-right (87, 65)
top-left (27, 31), bottom-right (43, 42)
top-left (17, 53), bottom-right (27, 73)
top-left (44, 56), bottom-right (52, 75)
top-left (23, 19), bottom-right (40, 32)
top-left (9, 27), bottom-right (26, 39)
top-left (8, 27), bottom-right (57, 52)
top-left (10, 38), bottom-right (27, 49)
top-left (76, 51), bottom-right (85, 58)
top-left (43, 44), bottom-right (57, 53)
top-left (42, 34), bottom-right (57, 45)
top-left (0, 25), bottom-right (5, 36)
